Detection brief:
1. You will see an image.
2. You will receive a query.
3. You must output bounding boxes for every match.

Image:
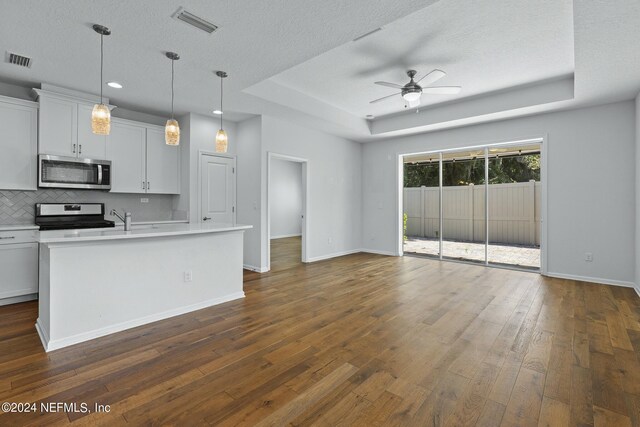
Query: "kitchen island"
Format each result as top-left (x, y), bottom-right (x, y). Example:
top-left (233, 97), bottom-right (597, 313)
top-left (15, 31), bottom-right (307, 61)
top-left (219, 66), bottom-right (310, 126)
top-left (36, 222), bottom-right (251, 351)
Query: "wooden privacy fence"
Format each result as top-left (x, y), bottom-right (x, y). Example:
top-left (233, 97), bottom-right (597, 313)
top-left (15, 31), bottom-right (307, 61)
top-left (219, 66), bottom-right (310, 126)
top-left (404, 180), bottom-right (541, 246)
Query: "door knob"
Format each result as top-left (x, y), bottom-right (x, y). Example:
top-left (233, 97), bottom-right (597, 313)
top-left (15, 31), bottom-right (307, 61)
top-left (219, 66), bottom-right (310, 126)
top-left (203, 217), bottom-right (211, 221)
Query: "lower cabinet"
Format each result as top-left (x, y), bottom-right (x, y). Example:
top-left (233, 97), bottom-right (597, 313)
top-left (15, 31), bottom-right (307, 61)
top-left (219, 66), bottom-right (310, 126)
top-left (0, 240), bottom-right (38, 303)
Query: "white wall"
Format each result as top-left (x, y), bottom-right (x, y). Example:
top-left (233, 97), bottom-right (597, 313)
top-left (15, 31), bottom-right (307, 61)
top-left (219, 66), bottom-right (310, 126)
top-left (236, 116), bottom-right (263, 270)
top-left (362, 101), bottom-right (637, 286)
top-left (236, 115), bottom-right (362, 270)
top-left (636, 93), bottom-right (640, 293)
top-left (270, 159), bottom-right (302, 238)
top-left (261, 116), bottom-right (362, 265)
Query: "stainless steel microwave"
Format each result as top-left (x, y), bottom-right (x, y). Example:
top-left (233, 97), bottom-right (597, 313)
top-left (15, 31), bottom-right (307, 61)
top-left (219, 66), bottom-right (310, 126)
top-left (38, 155), bottom-right (111, 190)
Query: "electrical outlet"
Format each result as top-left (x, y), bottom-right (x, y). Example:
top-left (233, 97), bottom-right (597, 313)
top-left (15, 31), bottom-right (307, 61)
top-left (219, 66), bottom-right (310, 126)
top-left (184, 271), bottom-right (193, 282)
top-left (140, 198), bottom-right (149, 203)
top-left (585, 252), bottom-right (593, 262)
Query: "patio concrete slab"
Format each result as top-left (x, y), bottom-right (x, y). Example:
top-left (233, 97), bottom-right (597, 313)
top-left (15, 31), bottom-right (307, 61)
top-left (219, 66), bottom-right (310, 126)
top-left (404, 237), bottom-right (540, 269)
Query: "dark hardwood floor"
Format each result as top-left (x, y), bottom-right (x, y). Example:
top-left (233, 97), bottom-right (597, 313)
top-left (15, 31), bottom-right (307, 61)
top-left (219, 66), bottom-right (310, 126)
top-left (1, 241), bottom-right (640, 425)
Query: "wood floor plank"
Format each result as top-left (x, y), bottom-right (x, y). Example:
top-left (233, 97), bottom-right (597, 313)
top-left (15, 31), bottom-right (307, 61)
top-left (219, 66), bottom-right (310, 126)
top-left (538, 396), bottom-right (570, 427)
top-left (253, 362), bottom-right (357, 427)
top-left (500, 367), bottom-right (545, 426)
top-left (0, 240), bottom-right (638, 425)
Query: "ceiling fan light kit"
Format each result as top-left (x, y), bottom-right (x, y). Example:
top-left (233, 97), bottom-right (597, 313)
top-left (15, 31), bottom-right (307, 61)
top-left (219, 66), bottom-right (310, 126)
top-left (370, 68), bottom-right (461, 107)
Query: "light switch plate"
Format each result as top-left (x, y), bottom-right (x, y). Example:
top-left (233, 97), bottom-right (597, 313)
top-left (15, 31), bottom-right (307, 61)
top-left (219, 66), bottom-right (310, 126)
top-left (140, 198), bottom-right (149, 203)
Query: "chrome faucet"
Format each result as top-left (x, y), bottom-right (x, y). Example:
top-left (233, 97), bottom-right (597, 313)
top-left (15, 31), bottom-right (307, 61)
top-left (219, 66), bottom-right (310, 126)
top-left (111, 209), bottom-right (132, 231)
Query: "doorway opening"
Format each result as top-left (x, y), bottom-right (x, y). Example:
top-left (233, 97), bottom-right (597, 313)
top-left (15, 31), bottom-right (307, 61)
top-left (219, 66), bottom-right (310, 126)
top-left (267, 153), bottom-right (309, 272)
top-left (401, 139), bottom-right (545, 272)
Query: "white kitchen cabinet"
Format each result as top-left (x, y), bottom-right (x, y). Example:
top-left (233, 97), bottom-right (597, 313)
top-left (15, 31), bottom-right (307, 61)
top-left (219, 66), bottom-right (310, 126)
top-left (77, 104), bottom-right (107, 159)
top-left (0, 96), bottom-right (38, 190)
top-left (35, 90), bottom-right (108, 159)
top-left (107, 119), bottom-right (147, 193)
top-left (146, 127), bottom-right (180, 194)
top-left (105, 121), bottom-right (180, 195)
top-left (0, 229), bottom-right (38, 303)
top-left (38, 94), bottom-right (78, 157)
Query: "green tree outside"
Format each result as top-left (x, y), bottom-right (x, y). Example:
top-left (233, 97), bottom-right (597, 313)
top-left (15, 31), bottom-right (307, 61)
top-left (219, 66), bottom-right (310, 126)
top-left (404, 153), bottom-right (540, 187)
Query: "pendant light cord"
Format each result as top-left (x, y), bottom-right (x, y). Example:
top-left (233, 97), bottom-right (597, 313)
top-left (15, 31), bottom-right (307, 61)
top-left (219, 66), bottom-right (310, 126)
top-left (171, 59), bottom-right (175, 120)
top-left (220, 75), bottom-right (223, 131)
top-left (100, 34), bottom-right (104, 104)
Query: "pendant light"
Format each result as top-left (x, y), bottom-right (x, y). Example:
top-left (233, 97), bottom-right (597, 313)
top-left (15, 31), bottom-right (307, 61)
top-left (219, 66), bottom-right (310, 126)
top-left (91, 24), bottom-right (111, 135)
top-left (165, 52), bottom-right (180, 146)
top-left (215, 71), bottom-right (228, 153)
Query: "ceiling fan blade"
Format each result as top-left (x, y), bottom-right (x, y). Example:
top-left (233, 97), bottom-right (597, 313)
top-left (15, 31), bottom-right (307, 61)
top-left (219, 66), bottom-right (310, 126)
top-left (422, 86), bottom-right (461, 94)
top-left (369, 92), bottom-right (401, 104)
top-left (416, 69), bottom-right (446, 85)
top-left (374, 81), bottom-right (404, 89)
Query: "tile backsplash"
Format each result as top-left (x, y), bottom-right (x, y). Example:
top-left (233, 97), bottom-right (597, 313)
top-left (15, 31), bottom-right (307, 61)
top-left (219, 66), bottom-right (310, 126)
top-left (0, 189), bottom-right (183, 224)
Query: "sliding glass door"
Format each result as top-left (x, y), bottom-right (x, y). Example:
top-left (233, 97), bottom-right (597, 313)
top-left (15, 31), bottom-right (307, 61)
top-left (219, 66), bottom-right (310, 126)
top-left (487, 144), bottom-right (541, 269)
top-left (441, 150), bottom-right (485, 263)
top-left (403, 141), bottom-right (542, 271)
top-left (403, 156), bottom-right (440, 257)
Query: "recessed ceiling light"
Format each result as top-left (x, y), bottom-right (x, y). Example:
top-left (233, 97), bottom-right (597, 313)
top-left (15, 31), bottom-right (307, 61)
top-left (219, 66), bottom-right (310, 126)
top-left (107, 81), bottom-right (123, 89)
top-left (366, 114), bottom-right (374, 119)
top-left (213, 110), bottom-right (223, 115)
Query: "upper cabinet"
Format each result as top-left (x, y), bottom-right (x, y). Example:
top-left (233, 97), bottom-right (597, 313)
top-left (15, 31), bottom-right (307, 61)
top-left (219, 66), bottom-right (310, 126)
top-left (106, 119), bottom-right (180, 195)
top-left (0, 96), bottom-right (38, 190)
top-left (35, 90), bottom-right (108, 159)
top-left (77, 104), bottom-right (106, 159)
top-left (33, 88), bottom-right (180, 195)
top-left (146, 127), bottom-right (180, 194)
top-left (107, 119), bottom-right (147, 194)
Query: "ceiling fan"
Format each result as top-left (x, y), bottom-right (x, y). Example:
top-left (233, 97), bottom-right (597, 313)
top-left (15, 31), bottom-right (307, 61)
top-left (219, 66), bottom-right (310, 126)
top-left (370, 69), bottom-right (461, 107)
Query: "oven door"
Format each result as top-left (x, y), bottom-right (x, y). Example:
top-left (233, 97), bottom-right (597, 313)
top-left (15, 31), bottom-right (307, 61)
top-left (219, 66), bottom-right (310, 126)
top-left (38, 155), bottom-right (111, 190)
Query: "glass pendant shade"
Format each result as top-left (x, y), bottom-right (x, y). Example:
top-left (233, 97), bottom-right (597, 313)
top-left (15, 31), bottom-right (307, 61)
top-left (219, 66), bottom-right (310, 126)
top-left (215, 129), bottom-right (228, 153)
top-left (91, 103), bottom-right (111, 135)
top-left (165, 119), bottom-right (180, 146)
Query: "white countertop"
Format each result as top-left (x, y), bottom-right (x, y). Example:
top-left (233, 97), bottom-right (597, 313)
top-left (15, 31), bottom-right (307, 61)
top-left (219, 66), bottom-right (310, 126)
top-left (39, 223), bottom-right (252, 244)
top-left (111, 219), bottom-right (189, 227)
top-left (0, 224), bottom-right (39, 232)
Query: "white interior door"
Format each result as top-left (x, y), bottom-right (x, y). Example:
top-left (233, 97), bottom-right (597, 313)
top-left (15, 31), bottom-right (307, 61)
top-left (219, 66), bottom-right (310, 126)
top-left (200, 154), bottom-right (235, 224)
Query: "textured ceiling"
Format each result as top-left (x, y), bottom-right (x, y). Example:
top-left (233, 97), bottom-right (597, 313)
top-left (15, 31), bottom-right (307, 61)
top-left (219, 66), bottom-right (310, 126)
top-left (0, 0), bottom-right (430, 121)
top-left (0, 0), bottom-right (638, 142)
top-left (264, 0), bottom-right (575, 118)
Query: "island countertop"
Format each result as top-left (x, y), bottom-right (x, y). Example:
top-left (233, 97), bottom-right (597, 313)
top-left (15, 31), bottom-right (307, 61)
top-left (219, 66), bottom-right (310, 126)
top-left (39, 222), bottom-right (252, 244)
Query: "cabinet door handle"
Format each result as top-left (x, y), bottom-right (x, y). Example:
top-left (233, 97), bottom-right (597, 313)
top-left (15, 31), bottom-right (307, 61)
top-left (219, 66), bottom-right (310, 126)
top-left (72, 144), bottom-right (76, 153)
top-left (79, 144), bottom-right (82, 155)
top-left (147, 181), bottom-right (150, 191)
top-left (0, 236), bottom-right (16, 240)
top-left (142, 181), bottom-right (146, 190)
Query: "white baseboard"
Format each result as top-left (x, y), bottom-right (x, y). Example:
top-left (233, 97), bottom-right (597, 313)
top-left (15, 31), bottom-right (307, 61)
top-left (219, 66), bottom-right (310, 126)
top-left (545, 271), bottom-right (636, 289)
top-left (36, 292), bottom-right (245, 352)
top-left (0, 293), bottom-right (37, 306)
top-left (271, 233), bottom-right (302, 240)
top-left (635, 285), bottom-right (640, 298)
top-left (307, 249), bottom-right (361, 263)
top-left (360, 248), bottom-right (398, 256)
top-left (243, 264), bottom-right (268, 273)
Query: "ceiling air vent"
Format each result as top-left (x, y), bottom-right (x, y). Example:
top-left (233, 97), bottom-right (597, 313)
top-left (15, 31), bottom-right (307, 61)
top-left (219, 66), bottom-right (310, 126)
top-left (172, 7), bottom-right (218, 34)
top-left (5, 51), bottom-right (32, 68)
